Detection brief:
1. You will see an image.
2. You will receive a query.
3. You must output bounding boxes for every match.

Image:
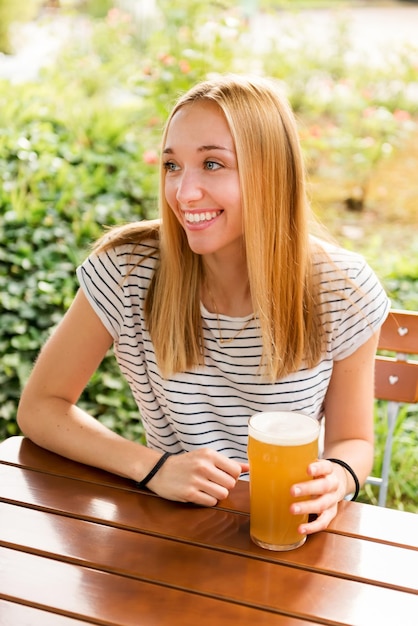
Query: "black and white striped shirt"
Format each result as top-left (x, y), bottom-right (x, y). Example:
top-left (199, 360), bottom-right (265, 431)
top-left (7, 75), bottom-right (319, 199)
top-left (77, 239), bottom-right (390, 465)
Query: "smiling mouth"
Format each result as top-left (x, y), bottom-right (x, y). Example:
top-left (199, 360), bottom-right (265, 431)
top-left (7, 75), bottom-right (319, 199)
top-left (184, 210), bottom-right (222, 224)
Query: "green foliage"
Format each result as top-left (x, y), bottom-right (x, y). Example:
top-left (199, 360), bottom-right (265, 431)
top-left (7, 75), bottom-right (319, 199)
top-left (360, 403), bottom-right (418, 512)
top-left (81, 0), bottom-right (114, 18)
top-left (0, 78), bottom-right (157, 441)
top-left (380, 252), bottom-right (418, 312)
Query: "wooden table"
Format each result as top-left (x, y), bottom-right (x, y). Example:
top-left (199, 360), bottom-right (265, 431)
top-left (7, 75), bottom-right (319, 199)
top-left (1, 436), bottom-right (417, 625)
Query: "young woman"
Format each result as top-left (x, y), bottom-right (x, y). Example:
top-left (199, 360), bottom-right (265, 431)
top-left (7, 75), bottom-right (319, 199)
top-left (17, 74), bottom-right (390, 536)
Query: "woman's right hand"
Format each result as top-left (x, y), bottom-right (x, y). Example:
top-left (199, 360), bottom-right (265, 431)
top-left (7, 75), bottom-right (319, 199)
top-left (147, 448), bottom-right (249, 506)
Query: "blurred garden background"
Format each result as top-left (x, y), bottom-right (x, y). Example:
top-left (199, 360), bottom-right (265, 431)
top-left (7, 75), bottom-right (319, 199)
top-left (0, 0), bottom-right (417, 510)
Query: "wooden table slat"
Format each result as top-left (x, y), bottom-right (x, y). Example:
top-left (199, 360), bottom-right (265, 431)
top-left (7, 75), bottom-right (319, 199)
top-left (329, 499), bottom-right (418, 549)
top-left (0, 436), bottom-right (251, 514)
top-left (0, 547), bottom-right (319, 626)
top-left (2, 543), bottom-right (418, 626)
top-left (0, 437), bottom-right (131, 490)
top-left (0, 599), bottom-right (96, 626)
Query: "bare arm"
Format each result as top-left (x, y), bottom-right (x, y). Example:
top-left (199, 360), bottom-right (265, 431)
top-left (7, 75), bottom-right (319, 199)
top-left (321, 330), bottom-right (378, 486)
top-left (17, 289), bottom-right (163, 480)
top-left (17, 289), bottom-right (245, 503)
top-left (290, 330), bottom-right (379, 534)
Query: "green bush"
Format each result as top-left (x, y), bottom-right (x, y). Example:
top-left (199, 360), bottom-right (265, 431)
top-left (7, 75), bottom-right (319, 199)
top-left (0, 80), bottom-right (159, 440)
top-left (361, 402), bottom-right (418, 512)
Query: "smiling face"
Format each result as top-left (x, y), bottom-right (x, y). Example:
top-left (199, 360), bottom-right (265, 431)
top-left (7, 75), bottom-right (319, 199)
top-left (162, 100), bottom-right (243, 259)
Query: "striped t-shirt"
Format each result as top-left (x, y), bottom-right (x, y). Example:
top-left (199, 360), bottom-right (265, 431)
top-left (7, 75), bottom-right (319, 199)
top-left (77, 239), bottom-right (390, 466)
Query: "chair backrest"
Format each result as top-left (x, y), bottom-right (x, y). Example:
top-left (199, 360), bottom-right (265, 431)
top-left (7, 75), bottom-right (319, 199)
top-left (375, 309), bottom-right (418, 403)
top-left (378, 309), bottom-right (418, 353)
top-left (368, 309), bottom-right (418, 507)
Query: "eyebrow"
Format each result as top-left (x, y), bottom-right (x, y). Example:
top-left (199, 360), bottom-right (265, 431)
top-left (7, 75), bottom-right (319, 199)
top-left (162, 144), bottom-right (233, 154)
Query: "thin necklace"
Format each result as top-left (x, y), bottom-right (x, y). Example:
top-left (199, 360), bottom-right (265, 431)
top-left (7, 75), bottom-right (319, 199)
top-left (204, 278), bottom-right (254, 345)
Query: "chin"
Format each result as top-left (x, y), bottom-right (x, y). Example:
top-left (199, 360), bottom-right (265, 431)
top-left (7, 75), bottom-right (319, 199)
top-left (183, 232), bottom-right (215, 256)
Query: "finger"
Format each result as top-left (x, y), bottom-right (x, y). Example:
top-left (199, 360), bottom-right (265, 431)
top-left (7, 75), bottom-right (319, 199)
top-left (194, 461), bottom-right (249, 506)
top-left (307, 460), bottom-right (333, 478)
top-left (291, 478), bottom-right (332, 501)
top-left (174, 475), bottom-right (229, 506)
top-left (188, 490), bottom-right (220, 507)
top-left (185, 468), bottom-right (234, 504)
top-left (299, 507), bottom-right (337, 535)
top-left (213, 454), bottom-right (245, 481)
top-left (290, 490), bottom-right (341, 530)
top-left (291, 468), bottom-right (340, 499)
top-left (155, 450), bottom-right (243, 505)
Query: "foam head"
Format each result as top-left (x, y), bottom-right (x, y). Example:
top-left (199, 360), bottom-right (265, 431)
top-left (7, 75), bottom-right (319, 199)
top-left (248, 411), bottom-right (319, 446)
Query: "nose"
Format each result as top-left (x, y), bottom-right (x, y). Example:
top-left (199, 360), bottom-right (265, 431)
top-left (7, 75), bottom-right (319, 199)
top-left (175, 169), bottom-right (204, 205)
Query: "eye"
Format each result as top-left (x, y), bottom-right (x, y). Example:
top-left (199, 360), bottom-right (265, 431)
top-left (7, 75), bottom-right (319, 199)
top-left (163, 161), bottom-right (179, 172)
top-left (205, 160), bottom-right (222, 171)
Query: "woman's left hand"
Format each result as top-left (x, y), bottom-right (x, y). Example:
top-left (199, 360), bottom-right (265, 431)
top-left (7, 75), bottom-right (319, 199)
top-left (289, 459), bottom-right (348, 535)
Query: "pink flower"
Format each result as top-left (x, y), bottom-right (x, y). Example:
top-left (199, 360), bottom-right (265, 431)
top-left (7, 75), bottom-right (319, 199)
top-left (143, 150), bottom-right (159, 165)
top-left (106, 8), bottom-right (131, 25)
top-left (309, 125), bottom-right (322, 138)
top-left (362, 107), bottom-right (376, 118)
top-left (107, 8), bottom-right (120, 23)
top-left (158, 53), bottom-right (175, 66)
top-left (146, 117), bottom-right (160, 128)
top-left (393, 109), bottom-right (410, 121)
top-left (179, 59), bottom-right (191, 74)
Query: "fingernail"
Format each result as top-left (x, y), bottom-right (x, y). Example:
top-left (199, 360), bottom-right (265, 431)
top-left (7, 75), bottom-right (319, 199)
top-left (293, 505), bottom-right (301, 514)
top-left (293, 487), bottom-right (301, 496)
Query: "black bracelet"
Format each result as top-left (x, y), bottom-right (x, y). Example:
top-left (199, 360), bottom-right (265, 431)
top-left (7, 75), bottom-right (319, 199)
top-left (136, 452), bottom-right (171, 489)
top-left (326, 458), bottom-right (360, 501)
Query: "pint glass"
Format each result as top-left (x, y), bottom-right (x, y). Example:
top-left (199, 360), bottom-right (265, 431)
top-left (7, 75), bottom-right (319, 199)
top-left (248, 411), bottom-right (319, 551)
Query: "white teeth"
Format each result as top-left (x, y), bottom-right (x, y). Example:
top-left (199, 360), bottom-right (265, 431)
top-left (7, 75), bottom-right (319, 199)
top-left (185, 211), bottom-right (220, 223)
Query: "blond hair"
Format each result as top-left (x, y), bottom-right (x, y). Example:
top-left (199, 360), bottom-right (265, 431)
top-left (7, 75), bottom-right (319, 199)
top-left (95, 74), bottom-right (324, 379)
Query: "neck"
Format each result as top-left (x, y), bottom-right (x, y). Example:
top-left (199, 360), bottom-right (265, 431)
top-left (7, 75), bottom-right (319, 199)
top-left (203, 274), bottom-right (254, 345)
top-left (202, 270), bottom-right (252, 318)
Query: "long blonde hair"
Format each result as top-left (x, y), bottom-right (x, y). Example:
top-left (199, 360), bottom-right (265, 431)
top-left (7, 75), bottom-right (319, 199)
top-left (95, 74), bottom-right (324, 379)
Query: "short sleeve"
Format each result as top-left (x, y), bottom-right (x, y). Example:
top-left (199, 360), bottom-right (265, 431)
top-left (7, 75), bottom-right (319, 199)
top-left (332, 258), bottom-right (391, 361)
top-left (76, 248), bottom-right (125, 340)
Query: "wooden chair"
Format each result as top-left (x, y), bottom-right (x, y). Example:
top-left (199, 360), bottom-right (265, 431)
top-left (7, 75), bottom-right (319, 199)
top-left (366, 309), bottom-right (418, 506)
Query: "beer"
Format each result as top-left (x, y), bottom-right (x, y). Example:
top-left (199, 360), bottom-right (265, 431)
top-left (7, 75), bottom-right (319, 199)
top-left (248, 411), bottom-right (319, 551)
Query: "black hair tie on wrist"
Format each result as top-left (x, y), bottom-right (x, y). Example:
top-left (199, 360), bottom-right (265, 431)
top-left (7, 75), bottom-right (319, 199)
top-left (326, 458), bottom-right (360, 501)
top-left (136, 452), bottom-right (171, 489)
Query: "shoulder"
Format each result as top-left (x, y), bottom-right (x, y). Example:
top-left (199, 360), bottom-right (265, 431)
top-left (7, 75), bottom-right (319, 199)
top-left (78, 239), bottom-right (160, 289)
top-left (309, 235), bottom-right (390, 317)
top-left (113, 240), bottom-right (160, 271)
top-left (309, 237), bottom-right (384, 297)
top-left (94, 239), bottom-right (159, 272)
top-left (310, 237), bottom-right (367, 275)
top-left (309, 238), bottom-right (390, 358)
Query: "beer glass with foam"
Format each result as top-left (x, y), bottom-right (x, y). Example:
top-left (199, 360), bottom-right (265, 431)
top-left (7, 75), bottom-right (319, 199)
top-left (248, 411), bottom-right (319, 551)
